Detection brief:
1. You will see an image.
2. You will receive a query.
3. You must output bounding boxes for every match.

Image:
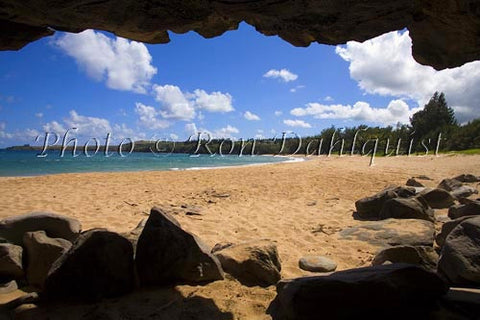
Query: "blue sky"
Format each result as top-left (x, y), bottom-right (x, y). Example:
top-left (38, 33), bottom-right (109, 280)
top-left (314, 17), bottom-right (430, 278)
top-left (1, 23), bottom-right (479, 147)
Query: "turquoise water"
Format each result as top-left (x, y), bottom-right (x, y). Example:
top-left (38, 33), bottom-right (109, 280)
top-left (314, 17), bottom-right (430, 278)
top-left (0, 150), bottom-right (289, 177)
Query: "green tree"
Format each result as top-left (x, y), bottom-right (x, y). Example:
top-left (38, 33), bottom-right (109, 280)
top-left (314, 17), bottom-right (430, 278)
top-left (410, 92), bottom-right (457, 141)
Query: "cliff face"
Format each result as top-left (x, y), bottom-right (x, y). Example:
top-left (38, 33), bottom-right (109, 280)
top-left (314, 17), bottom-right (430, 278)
top-left (0, 0), bottom-right (479, 70)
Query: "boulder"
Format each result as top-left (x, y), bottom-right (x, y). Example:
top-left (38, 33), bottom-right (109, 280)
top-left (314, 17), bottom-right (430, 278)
top-left (379, 197), bottom-right (435, 222)
top-left (299, 256), bottom-right (336, 273)
top-left (268, 264), bottom-right (448, 319)
top-left (448, 202), bottom-right (480, 219)
top-left (213, 240), bottom-right (281, 287)
top-left (438, 216), bottom-right (480, 286)
top-left (436, 216), bottom-right (477, 247)
top-left (438, 178), bottom-right (464, 192)
top-left (406, 178), bottom-right (425, 187)
top-left (417, 188), bottom-right (456, 209)
top-left (451, 185), bottom-right (478, 199)
top-left (340, 219), bottom-right (435, 247)
top-left (0, 243), bottom-right (23, 280)
top-left (372, 246), bottom-right (438, 271)
top-left (355, 186), bottom-right (416, 219)
top-left (45, 229), bottom-right (134, 301)
top-left (22, 231), bottom-right (72, 289)
top-left (135, 207), bottom-right (223, 286)
top-left (0, 212), bottom-right (81, 245)
top-left (453, 174), bottom-right (480, 183)
top-left (448, 201), bottom-right (480, 219)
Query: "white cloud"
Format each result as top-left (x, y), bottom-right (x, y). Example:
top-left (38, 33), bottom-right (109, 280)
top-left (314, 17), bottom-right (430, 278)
top-left (135, 102), bottom-right (170, 130)
top-left (0, 121), bottom-right (13, 140)
top-left (212, 125), bottom-right (239, 139)
top-left (0, 124), bottom-right (38, 144)
top-left (274, 110), bottom-right (283, 117)
top-left (263, 69), bottom-right (298, 82)
top-left (290, 85), bottom-right (305, 93)
top-left (62, 110), bottom-right (112, 137)
top-left (283, 119), bottom-right (312, 128)
top-left (185, 123), bottom-right (198, 137)
top-left (170, 133), bottom-right (179, 140)
top-left (193, 89), bottom-right (234, 113)
top-left (153, 85), bottom-right (195, 120)
top-left (43, 121), bottom-right (66, 134)
top-left (55, 30), bottom-right (157, 93)
top-left (113, 123), bottom-right (146, 141)
top-left (152, 84), bottom-right (234, 121)
top-left (35, 112), bottom-right (43, 118)
top-left (336, 30), bottom-right (480, 123)
top-left (43, 110), bottom-right (141, 141)
top-left (290, 100), bottom-right (421, 126)
top-left (324, 96), bottom-right (334, 102)
top-left (244, 111), bottom-right (261, 121)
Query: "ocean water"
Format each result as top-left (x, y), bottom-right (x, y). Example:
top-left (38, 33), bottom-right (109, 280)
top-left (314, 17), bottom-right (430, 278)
top-left (0, 150), bottom-right (291, 177)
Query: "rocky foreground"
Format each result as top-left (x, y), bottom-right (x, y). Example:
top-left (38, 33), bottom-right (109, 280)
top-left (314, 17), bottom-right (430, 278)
top-left (0, 173), bottom-right (479, 319)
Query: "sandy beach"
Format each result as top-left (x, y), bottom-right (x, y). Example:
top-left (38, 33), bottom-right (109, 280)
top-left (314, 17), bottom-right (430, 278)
top-left (1, 154), bottom-right (480, 319)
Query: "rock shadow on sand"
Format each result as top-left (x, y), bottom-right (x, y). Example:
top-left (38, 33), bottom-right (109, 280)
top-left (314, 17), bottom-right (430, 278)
top-left (12, 286), bottom-right (234, 320)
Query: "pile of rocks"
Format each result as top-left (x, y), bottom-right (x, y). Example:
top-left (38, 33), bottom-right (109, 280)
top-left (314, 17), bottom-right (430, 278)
top-left (0, 207), bottom-right (282, 304)
top-left (270, 173), bottom-right (480, 319)
top-left (352, 173), bottom-right (480, 287)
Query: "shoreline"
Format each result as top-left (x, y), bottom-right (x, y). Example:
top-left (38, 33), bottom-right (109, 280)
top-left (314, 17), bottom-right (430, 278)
top-left (0, 154), bottom-right (299, 178)
top-left (0, 151), bottom-right (465, 179)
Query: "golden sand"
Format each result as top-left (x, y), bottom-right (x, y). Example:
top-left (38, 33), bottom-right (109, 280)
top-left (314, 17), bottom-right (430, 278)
top-left (1, 154), bottom-right (479, 319)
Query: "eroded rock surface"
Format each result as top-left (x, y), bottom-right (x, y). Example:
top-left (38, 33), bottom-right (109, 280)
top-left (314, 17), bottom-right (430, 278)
top-left (135, 207), bottom-right (224, 286)
top-left (1, 1), bottom-right (480, 69)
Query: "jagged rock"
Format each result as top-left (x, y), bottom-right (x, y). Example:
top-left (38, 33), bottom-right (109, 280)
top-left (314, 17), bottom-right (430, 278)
top-left (355, 186), bottom-right (416, 219)
top-left (379, 197), bottom-right (435, 222)
top-left (1, 0), bottom-right (480, 70)
top-left (451, 185), bottom-right (478, 199)
top-left (136, 207), bottom-right (223, 286)
top-left (0, 280), bottom-right (18, 294)
top-left (0, 243), bottom-right (23, 280)
top-left (298, 256), bottom-right (336, 273)
top-left (339, 219), bottom-right (435, 247)
top-left (268, 264), bottom-right (448, 319)
top-left (45, 229), bottom-right (134, 301)
top-left (213, 240), bottom-right (280, 287)
top-left (211, 242), bottom-right (234, 254)
top-left (438, 179), bottom-right (464, 192)
top-left (417, 188), bottom-right (456, 209)
top-left (0, 212), bottom-right (81, 245)
top-left (438, 216), bottom-right (480, 286)
top-left (453, 174), bottom-right (480, 183)
top-left (406, 178), bottom-right (425, 187)
top-left (448, 202), bottom-right (480, 219)
top-left (23, 231), bottom-right (71, 289)
top-left (436, 216), bottom-right (477, 247)
top-left (121, 218), bottom-right (147, 256)
top-left (372, 246), bottom-right (438, 271)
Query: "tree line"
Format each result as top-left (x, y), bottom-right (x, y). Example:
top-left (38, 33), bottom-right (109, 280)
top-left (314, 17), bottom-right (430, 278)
top-left (8, 91), bottom-right (479, 156)
top-left (137, 91), bottom-right (479, 156)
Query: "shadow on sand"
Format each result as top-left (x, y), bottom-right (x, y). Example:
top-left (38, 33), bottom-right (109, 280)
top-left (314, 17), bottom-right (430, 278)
top-left (12, 286), bottom-right (234, 320)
